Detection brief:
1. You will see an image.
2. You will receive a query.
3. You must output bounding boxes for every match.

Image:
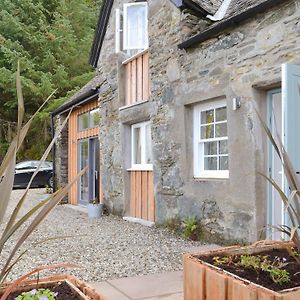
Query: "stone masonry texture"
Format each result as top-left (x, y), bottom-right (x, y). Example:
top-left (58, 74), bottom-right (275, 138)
top-left (55, 0), bottom-right (300, 243)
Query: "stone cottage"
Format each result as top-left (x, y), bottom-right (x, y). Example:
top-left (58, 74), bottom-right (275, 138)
top-left (52, 0), bottom-right (300, 243)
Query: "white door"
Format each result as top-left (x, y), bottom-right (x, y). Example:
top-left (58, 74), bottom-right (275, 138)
top-left (268, 90), bottom-right (283, 240)
top-left (268, 63), bottom-right (300, 239)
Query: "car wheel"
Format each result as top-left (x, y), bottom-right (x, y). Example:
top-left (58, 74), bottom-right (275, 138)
top-left (47, 176), bottom-right (54, 188)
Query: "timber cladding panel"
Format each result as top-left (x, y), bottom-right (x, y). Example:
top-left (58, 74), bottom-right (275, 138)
top-left (68, 101), bottom-right (99, 205)
top-left (124, 51), bottom-right (150, 106)
top-left (130, 170), bottom-right (155, 222)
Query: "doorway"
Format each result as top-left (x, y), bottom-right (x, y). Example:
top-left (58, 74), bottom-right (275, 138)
top-left (78, 138), bottom-right (100, 206)
top-left (267, 90), bottom-right (284, 240)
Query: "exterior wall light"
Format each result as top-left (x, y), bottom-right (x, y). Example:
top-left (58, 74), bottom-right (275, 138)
top-left (232, 97), bottom-right (241, 111)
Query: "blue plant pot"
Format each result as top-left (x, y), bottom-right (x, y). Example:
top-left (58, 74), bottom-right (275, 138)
top-left (87, 203), bottom-right (103, 218)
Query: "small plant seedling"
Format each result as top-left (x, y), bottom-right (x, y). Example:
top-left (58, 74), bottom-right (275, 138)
top-left (45, 185), bottom-right (53, 194)
top-left (213, 256), bottom-right (231, 266)
top-left (268, 268), bottom-right (290, 285)
top-left (182, 216), bottom-right (198, 240)
top-left (15, 288), bottom-right (57, 300)
top-left (291, 248), bottom-right (300, 258)
top-left (238, 255), bottom-right (262, 270)
top-left (233, 254), bottom-right (291, 285)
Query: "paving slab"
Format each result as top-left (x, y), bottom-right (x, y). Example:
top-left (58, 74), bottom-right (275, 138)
top-left (142, 292), bottom-right (183, 300)
top-left (107, 271), bottom-right (183, 300)
top-left (183, 244), bottom-right (221, 254)
top-left (90, 281), bottom-right (131, 300)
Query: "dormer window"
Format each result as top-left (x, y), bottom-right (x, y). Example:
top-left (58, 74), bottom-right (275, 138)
top-left (115, 2), bottom-right (148, 57)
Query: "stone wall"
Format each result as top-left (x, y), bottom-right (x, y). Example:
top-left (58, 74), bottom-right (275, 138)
top-left (96, 0), bottom-right (300, 242)
top-left (54, 114), bottom-right (69, 195)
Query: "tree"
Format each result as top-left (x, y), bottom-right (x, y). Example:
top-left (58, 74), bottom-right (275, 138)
top-left (0, 0), bottom-right (100, 160)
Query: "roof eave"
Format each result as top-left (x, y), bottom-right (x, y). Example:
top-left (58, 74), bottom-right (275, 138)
top-left (51, 88), bottom-right (99, 117)
top-left (89, 0), bottom-right (115, 68)
top-left (170, 0), bottom-right (210, 17)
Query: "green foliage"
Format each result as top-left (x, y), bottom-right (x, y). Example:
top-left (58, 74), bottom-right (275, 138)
top-left (0, 0), bottom-right (101, 159)
top-left (267, 268), bottom-right (290, 285)
top-left (0, 67), bottom-right (81, 291)
top-left (238, 254), bottom-right (263, 270)
top-left (15, 288), bottom-right (57, 300)
top-left (160, 216), bottom-right (204, 241)
top-left (212, 256), bottom-right (231, 266)
top-left (213, 253), bottom-right (291, 286)
top-left (257, 111), bottom-right (300, 251)
top-left (45, 185), bottom-right (53, 194)
top-left (182, 216), bottom-right (198, 239)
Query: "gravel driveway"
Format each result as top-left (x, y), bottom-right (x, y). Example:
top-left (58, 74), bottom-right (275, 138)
top-left (1, 189), bottom-right (208, 283)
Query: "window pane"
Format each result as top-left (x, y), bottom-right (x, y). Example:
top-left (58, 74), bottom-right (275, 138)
top-left (204, 157), bottom-right (217, 170)
top-left (90, 109), bottom-right (100, 128)
top-left (219, 140), bottom-right (228, 155)
top-left (78, 113), bottom-right (89, 131)
top-left (216, 107), bottom-right (227, 122)
top-left (79, 140), bottom-right (89, 203)
top-left (201, 124), bottom-right (214, 139)
top-left (204, 141), bottom-right (217, 155)
top-left (215, 123), bottom-right (227, 138)
top-left (126, 4), bottom-right (148, 50)
top-left (201, 109), bottom-right (214, 124)
top-left (145, 124), bottom-right (152, 164)
top-left (16, 161), bottom-right (34, 169)
top-left (133, 127), bottom-right (142, 164)
top-left (220, 156), bottom-right (229, 170)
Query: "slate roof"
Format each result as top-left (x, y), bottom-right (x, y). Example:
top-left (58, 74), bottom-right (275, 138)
top-left (68, 75), bottom-right (103, 103)
top-left (179, 0), bottom-right (283, 48)
top-left (192, 0), bottom-right (223, 14)
top-left (191, 0), bottom-right (269, 19)
top-left (51, 75), bottom-right (103, 116)
top-left (224, 0), bottom-right (268, 19)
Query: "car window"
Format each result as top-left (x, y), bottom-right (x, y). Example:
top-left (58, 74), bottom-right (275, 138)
top-left (43, 161), bottom-right (53, 168)
top-left (31, 161), bottom-right (52, 169)
top-left (16, 161), bottom-right (34, 169)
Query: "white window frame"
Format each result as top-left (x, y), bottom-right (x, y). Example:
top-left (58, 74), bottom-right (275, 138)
top-left (78, 112), bottom-right (90, 132)
top-left (115, 8), bottom-right (123, 53)
top-left (123, 2), bottom-right (148, 51)
top-left (131, 121), bottom-right (153, 171)
top-left (90, 108), bottom-right (100, 128)
top-left (193, 100), bottom-right (229, 179)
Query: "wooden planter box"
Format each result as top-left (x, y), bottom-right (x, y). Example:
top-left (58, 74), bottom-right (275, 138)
top-left (183, 241), bottom-right (300, 300)
top-left (0, 274), bottom-right (107, 300)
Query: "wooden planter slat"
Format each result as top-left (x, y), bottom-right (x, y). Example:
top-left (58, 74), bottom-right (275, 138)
top-left (184, 241), bottom-right (300, 300)
top-left (184, 255), bottom-right (206, 300)
top-left (205, 268), bottom-right (226, 300)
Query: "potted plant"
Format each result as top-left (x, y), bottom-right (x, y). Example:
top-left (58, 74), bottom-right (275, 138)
top-left (0, 65), bottom-right (105, 300)
top-left (87, 197), bottom-right (103, 219)
top-left (1, 272), bottom-right (107, 300)
top-left (183, 113), bottom-right (300, 299)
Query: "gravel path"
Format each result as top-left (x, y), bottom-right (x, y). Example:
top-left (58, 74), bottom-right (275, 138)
top-left (1, 189), bottom-right (209, 283)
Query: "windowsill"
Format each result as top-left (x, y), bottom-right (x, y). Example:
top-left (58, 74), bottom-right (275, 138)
top-left (193, 175), bottom-right (229, 181)
top-left (127, 166), bottom-right (153, 171)
top-left (119, 100), bottom-right (149, 111)
top-left (122, 49), bottom-right (149, 65)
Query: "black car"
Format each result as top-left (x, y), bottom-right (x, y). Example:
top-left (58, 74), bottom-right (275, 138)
top-left (13, 160), bottom-right (53, 189)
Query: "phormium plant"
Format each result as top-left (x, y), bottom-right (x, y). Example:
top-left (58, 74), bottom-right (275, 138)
top-left (0, 63), bottom-right (84, 299)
